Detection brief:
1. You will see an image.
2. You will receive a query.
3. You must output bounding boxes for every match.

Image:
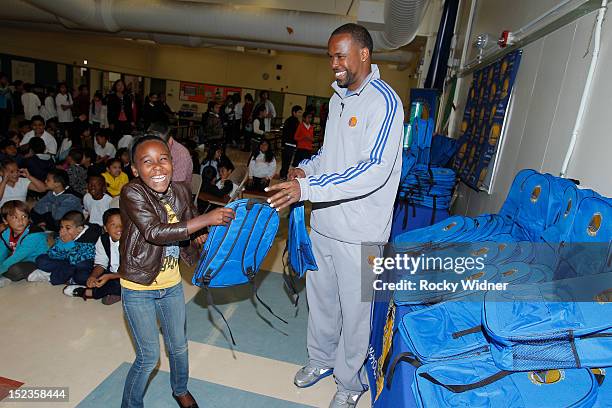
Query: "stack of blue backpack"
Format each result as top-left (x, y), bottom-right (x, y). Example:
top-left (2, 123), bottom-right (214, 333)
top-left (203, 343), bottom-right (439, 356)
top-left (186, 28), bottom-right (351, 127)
top-left (393, 119), bottom-right (459, 237)
top-left (372, 169), bottom-right (612, 407)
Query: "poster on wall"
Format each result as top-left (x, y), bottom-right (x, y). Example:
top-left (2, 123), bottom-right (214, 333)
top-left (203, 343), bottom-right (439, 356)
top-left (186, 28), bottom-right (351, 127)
top-left (452, 50), bottom-right (522, 190)
top-left (180, 82), bottom-right (242, 104)
top-left (11, 60), bottom-right (35, 83)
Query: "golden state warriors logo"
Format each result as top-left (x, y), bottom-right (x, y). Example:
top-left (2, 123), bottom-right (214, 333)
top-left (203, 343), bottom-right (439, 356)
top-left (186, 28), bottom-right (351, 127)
top-left (529, 370), bottom-right (565, 385)
top-left (591, 368), bottom-right (606, 385)
top-left (489, 124), bottom-right (501, 146)
top-left (348, 116), bottom-right (358, 127)
top-left (502, 268), bottom-right (517, 277)
top-left (478, 168), bottom-right (488, 185)
top-left (588, 213), bottom-right (602, 237)
top-left (472, 246), bottom-right (490, 256)
top-left (467, 271), bottom-right (484, 280)
top-left (594, 289), bottom-right (612, 304)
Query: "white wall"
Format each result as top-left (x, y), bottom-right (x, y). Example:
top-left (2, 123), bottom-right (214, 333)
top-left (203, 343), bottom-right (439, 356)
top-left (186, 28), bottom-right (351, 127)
top-left (566, 9), bottom-right (612, 195)
top-left (450, 1), bottom-right (610, 217)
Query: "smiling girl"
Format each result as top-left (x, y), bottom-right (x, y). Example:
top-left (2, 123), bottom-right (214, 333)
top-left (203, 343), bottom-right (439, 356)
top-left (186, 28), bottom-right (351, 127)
top-left (119, 135), bottom-right (234, 408)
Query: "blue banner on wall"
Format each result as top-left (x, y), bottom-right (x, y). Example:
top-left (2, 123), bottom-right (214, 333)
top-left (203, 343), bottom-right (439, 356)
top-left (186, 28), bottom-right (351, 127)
top-left (452, 50), bottom-right (522, 190)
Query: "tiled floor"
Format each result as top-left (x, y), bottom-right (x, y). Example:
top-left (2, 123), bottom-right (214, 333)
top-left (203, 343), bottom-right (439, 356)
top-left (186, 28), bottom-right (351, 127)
top-left (0, 202), bottom-right (371, 408)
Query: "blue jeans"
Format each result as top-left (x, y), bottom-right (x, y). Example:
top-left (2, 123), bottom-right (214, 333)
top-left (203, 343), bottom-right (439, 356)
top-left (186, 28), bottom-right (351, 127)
top-left (121, 283), bottom-right (189, 408)
top-left (36, 254), bottom-right (93, 286)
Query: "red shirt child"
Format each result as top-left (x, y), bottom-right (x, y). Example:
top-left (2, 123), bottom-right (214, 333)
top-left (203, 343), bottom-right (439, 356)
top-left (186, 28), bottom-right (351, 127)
top-left (294, 119), bottom-right (314, 152)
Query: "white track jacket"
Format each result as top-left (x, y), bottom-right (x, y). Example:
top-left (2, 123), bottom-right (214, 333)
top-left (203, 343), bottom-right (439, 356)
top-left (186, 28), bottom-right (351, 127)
top-left (297, 64), bottom-right (403, 244)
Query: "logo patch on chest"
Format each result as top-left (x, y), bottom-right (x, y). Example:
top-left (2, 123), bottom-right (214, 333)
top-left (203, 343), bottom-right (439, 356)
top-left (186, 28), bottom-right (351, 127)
top-left (348, 116), bottom-right (358, 127)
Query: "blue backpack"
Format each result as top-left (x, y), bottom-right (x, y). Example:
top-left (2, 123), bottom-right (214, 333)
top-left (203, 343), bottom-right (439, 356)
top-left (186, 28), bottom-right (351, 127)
top-left (283, 203), bottom-right (318, 304)
top-left (192, 199), bottom-right (283, 342)
top-left (412, 353), bottom-right (600, 408)
top-left (396, 294), bottom-right (488, 366)
top-left (554, 196), bottom-right (612, 279)
top-left (541, 184), bottom-right (596, 245)
top-left (498, 168), bottom-right (537, 222)
top-left (387, 260), bottom-right (551, 384)
top-left (482, 274), bottom-right (612, 371)
top-left (511, 173), bottom-right (574, 241)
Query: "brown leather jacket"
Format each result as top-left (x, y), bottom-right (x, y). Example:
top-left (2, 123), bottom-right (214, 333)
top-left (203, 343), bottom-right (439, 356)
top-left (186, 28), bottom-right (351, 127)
top-left (119, 179), bottom-right (198, 285)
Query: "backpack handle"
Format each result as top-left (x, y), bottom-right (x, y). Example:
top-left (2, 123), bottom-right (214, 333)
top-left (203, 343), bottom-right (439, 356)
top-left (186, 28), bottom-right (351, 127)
top-left (418, 369), bottom-right (511, 393)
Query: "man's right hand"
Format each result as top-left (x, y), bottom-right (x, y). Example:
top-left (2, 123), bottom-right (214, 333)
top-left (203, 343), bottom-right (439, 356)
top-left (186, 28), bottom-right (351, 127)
top-left (288, 168), bottom-right (306, 180)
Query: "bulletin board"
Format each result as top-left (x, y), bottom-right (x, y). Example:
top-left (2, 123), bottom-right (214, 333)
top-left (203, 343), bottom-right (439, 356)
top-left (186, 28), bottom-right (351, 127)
top-left (11, 60), bottom-right (35, 83)
top-left (180, 81), bottom-right (241, 104)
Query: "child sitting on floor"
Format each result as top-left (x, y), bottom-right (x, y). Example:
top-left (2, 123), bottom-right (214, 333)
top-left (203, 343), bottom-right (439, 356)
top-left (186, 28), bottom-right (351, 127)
top-left (64, 208), bottom-right (122, 305)
top-left (65, 149), bottom-right (88, 196)
top-left (31, 169), bottom-right (82, 231)
top-left (28, 211), bottom-right (101, 285)
top-left (0, 200), bottom-right (49, 287)
top-left (25, 136), bottom-right (55, 183)
top-left (83, 175), bottom-right (112, 226)
top-left (102, 158), bottom-right (129, 197)
top-left (116, 147), bottom-right (134, 180)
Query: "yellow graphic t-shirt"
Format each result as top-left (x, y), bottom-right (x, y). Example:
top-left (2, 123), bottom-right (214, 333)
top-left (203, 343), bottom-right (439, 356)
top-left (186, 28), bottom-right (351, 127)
top-left (121, 203), bottom-right (182, 290)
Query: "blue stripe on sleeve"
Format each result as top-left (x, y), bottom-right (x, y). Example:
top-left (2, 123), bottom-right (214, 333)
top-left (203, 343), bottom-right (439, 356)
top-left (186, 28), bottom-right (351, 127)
top-left (309, 80), bottom-right (398, 187)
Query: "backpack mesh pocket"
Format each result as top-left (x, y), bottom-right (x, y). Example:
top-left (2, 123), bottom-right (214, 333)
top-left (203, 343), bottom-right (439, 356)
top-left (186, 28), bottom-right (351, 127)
top-left (510, 332), bottom-right (579, 370)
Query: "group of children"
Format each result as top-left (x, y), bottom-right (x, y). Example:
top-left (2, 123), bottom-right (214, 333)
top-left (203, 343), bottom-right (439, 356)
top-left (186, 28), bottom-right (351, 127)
top-left (0, 200), bottom-right (122, 305)
top-left (0, 115), bottom-right (135, 305)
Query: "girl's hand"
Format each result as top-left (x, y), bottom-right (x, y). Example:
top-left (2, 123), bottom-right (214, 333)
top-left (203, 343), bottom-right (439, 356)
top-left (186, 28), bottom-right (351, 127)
top-left (193, 233), bottom-right (208, 247)
top-left (202, 207), bottom-right (235, 227)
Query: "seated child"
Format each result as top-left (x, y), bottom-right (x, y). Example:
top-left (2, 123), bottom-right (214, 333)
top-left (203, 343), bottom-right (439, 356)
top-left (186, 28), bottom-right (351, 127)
top-left (17, 120), bottom-right (31, 141)
top-left (81, 148), bottom-right (100, 177)
top-left (64, 208), bottom-right (122, 305)
top-left (247, 139), bottom-right (276, 191)
top-left (25, 137), bottom-right (55, 183)
top-left (201, 165), bottom-right (232, 198)
top-left (0, 200), bottom-right (49, 287)
top-left (218, 160), bottom-right (240, 197)
top-left (116, 147), bottom-right (134, 180)
top-left (94, 128), bottom-right (116, 165)
top-left (65, 149), bottom-right (88, 196)
top-left (0, 139), bottom-right (24, 167)
top-left (29, 211), bottom-right (101, 285)
top-left (20, 115), bottom-right (58, 155)
top-left (83, 175), bottom-right (112, 226)
top-left (102, 158), bottom-right (129, 197)
top-left (45, 118), bottom-right (59, 139)
top-left (31, 169), bottom-right (83, 231)
top-left (0, 159), bottom-right (47, 207)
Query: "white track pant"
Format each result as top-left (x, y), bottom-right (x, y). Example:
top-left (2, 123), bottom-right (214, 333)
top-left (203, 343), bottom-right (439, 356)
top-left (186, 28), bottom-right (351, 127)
top-left (306, 230), bottom-right (381, 392)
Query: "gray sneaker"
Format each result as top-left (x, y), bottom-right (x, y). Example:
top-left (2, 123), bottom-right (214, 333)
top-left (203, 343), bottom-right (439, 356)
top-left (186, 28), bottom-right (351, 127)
top-left (328, 390), bottom-right (365, 408)
top-left (293, 365), bottom-right (333, 388)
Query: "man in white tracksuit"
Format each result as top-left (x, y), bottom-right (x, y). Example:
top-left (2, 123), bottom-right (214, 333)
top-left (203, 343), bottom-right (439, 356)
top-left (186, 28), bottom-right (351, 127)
top-left (267, 23), bottom-right (403, 408)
